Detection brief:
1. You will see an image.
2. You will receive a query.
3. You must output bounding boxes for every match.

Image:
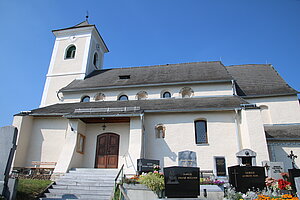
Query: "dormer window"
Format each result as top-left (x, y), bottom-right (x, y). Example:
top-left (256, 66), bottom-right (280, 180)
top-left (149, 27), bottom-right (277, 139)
top-left (93, 53), bottom-right (98, 68)
top-left (119, 75), bottom-right (130, 79)
top-left (118, 95), bottom-right (128, 101)
top-left (65, 45), bottom-right (76, 59)
top-left (162, 91), bottom-right (171, 98)
top-left (81, 96), bottom-right (90, 102)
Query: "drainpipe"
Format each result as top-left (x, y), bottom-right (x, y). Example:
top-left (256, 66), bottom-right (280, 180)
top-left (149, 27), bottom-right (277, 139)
top-left (234, 108), bottom-right (242, 152)
top-left (140, 112), bottom-right (145, 159)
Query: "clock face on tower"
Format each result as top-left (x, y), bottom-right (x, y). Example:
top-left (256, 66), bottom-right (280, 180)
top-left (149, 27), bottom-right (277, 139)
top-left (69, 35), bottom-right (77, 42)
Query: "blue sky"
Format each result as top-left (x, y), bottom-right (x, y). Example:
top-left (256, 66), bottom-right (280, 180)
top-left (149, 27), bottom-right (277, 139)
top-left (0, 0), bottom-right (299, 127)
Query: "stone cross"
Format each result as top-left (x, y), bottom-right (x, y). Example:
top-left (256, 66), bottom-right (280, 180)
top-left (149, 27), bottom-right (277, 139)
top-left (288, 150), bottom-right (298, 169)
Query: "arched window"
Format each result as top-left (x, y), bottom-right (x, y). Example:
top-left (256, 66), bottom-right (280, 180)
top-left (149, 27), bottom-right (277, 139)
top-left (162, 91), bottom-right (171, 98)
top-left (118, 95), bottom-right (128, 101)
top-left (155, 124), bottom-right (166, 138)
top-left (194, 120), bottom-right (207, 144)
top-left (65, 45), bottom-right (76, 59)
top-left (81, 96), bottom-right (90, 102)
top-left (94, 93), bottom-right (105, 101)
top-left (93, 53), bottom-right (98, 67)
top-left (180, 87), bottom-right (194, 98)
top-left (136, 91), bottom-right (148, 100)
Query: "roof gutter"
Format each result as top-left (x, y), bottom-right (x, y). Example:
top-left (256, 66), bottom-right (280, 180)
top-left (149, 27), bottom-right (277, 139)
top-left (267, 138), bottom-right (300, 141)
top-left (61, 79), bottom-right (232, 93)
top-left (144, 107), bottom-right (241, 113)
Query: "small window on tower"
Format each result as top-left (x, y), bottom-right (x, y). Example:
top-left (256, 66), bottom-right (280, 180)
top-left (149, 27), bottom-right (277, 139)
top-left (65, 45), bottom-right (76, 59)
top-left (93, 53), bottom-right (98, 68)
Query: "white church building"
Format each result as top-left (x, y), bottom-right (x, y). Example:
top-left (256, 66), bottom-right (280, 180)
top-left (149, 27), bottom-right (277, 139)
top-left (12, 21), bottom-right (300, 179)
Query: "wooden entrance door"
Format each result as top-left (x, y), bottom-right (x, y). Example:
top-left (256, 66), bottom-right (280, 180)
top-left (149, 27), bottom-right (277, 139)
top-left (95, 133), bottom-right (119, 168)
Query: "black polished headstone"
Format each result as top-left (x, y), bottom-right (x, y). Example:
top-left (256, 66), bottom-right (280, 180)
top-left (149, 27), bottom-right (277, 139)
top-left (137, 159), bottom-right (159, 175)
top-left (164, 166), bottom-right (200, 198)
top-left (228, 165), bottom-right (266, 193)
top-left (288, 169), bottom-right (300, 193)
top-left (215, 157), bottom-right (226, 176)
top-left (178, 150), bottom-right (197, 167)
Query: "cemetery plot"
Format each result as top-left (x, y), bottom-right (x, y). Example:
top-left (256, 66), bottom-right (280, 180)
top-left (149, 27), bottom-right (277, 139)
top-left (228, 165), bottom-right (266, 193)
top-left (164, 166), bottom-right (200, 198)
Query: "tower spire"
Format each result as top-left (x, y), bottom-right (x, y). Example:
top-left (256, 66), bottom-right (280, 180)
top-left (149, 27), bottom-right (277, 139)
top-left (86, 11), bottom-right (89, 22)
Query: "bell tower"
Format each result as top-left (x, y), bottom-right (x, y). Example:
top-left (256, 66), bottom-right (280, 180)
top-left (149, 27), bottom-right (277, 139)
top-left (40, 20), bottom-right (109, 107)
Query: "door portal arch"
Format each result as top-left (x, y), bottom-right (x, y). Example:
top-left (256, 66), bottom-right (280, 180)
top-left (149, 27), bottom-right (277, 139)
top-left (95, 133), bottom-right (120, 168)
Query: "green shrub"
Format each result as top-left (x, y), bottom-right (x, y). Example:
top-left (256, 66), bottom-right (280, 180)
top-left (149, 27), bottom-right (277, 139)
top-left (138, 172), bottom-right (165, 194)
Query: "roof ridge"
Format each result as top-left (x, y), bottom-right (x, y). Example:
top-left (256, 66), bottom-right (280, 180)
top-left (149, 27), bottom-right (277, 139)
top-left (226, 64), bottom-right (272, 68)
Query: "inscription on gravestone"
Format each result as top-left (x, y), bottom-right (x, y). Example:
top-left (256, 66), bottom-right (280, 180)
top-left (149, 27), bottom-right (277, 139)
top-left (262, 161), bottom-right (284, 180)
top-left (178, 150), bottom-right (197, 167)
top-left (164, 166), bottom-right (200, 198)
top-left (215, 157), bottom-right (226, 176)
top-left (228, 165), bottom-right (266, 193)
top-left (137, 159), bottom-right (159, 174)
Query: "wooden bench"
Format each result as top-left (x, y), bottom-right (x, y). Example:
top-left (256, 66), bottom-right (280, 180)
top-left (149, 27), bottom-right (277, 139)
top-left (28, 161), bottom-right (57, 176)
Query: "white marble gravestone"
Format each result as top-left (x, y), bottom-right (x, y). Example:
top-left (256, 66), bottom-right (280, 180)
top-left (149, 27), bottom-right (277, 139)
top-left (262, 161), bottom-right (285, 180)
top-left (0, 126), bottom-right (18, 198)
top-left (295, 177), bottom-right (300, 198)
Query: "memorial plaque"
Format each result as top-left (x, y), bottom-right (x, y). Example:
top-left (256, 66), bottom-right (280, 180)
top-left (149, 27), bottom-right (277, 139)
top-left (137, 159), bottom-right (159, 174)
top-left (178, 150), bottom-right (197, 167)
top-left (164, 166), bottom-right (200, 198)
top-left (262, 161), bottom-right (284, 180)
top-left (228, 165), bottom-right (266, 193)
top-left (288, 169), bottom-right (300, 193)
top-left (215, 157), bottom-right (226, 176)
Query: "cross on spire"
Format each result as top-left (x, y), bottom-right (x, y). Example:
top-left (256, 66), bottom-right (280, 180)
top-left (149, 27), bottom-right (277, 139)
top-left (85, 11), bottom-right (89, 22)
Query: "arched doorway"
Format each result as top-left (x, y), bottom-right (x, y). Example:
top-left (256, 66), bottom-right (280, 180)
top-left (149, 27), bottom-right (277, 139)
top-left (95, 133), bottom-right (120, 168)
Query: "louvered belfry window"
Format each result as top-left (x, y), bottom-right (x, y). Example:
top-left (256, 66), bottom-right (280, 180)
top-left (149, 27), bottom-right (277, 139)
top-left (194, 120), bottom-right (207, 144)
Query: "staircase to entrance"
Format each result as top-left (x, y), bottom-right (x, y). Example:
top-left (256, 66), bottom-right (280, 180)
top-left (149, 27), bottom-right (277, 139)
top-left (41, 168), bottom-right (118, 200)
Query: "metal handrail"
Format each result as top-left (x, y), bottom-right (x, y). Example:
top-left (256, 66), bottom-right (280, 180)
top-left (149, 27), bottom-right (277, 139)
top-left (119, 184), bottom-right (130, 200)
top-left (114, 164), bottom-right (124, 190)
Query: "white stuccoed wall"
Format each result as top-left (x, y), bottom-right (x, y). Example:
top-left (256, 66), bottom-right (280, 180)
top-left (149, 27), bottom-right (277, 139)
top-left (144, 111), bottom-right (241, 171)
top-left (13, 115), bottom-right (33, 167)
top-left (62, 83), bottom-right (233, 103)
top-left (247, 95), bottom-right (300, 124)
top-left (239, 109), bottom-right (270, 164)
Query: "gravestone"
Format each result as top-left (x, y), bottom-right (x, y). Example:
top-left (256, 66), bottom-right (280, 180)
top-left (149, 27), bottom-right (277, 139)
top-left (295, 177), bottom-right (300, 198)
top-left (288, 169), bottom-right (300, 193)
top-left (262, 161), bottom-right (284, 180)
top-left (178, 150), bottom-right (197, 167)
top-left (0, 126), bottom-right (18, 199)
top-left (215, 157), bottom-right (226, 177)
top-left (228, 165), bottom-right (266, 193)
top-left (164, 166), bottom-right (200, 198)
top-left (137, 159), bottom-right (159, 175)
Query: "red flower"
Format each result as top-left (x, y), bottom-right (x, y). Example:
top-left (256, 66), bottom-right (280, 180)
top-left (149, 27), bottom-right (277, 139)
top-left (277, 179), bottom-right (291, 190)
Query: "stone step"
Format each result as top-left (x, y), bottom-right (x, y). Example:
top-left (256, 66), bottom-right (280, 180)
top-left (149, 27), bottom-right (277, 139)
top-left (52, 184), bottom-right (114, 190)
top-left (64, 173), bottom-right (116, 178)
top-left (60, 175), bottom-right (115, 180)
top-left (56, 180), bottom-right (114, 186)
top-left (48, 188), bottom-right (112, 195)
top-left (44, 193), bottom-right (111, 199)
top-left (70, 168), bottom-right (118, 173)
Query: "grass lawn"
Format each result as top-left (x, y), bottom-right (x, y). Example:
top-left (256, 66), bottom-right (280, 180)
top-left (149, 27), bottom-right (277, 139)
top-left (16, 179), bottom-right (52, 200)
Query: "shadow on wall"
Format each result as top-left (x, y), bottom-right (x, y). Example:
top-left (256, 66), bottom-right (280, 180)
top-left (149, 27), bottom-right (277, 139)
top-left (150, 138), bottom-right (177, 168)
top-left (270, 145), bottom-right (299, 170)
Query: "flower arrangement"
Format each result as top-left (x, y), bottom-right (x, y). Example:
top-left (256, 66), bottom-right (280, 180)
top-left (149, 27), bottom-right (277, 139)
top-left (200, 178), bottom-right (225, 186)
top-left (254, 194), bottom-right (298, 200)
top-left (265, 177), bottom-right (292, 191)
top-left (153, 165), bottom-right (161, 172)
